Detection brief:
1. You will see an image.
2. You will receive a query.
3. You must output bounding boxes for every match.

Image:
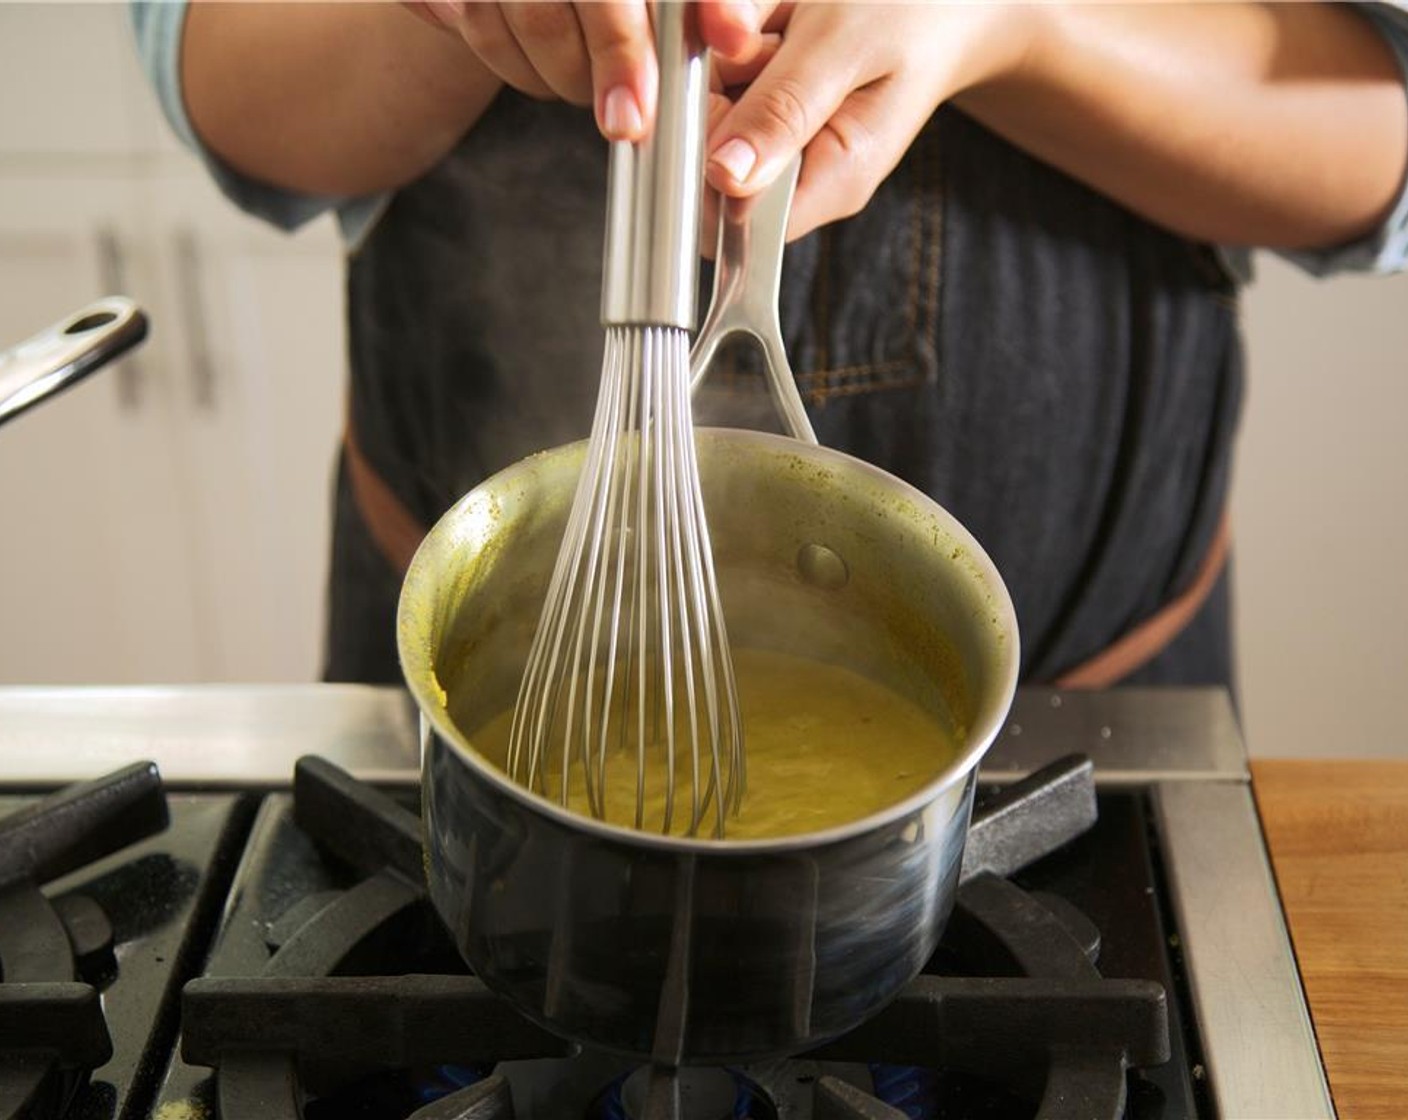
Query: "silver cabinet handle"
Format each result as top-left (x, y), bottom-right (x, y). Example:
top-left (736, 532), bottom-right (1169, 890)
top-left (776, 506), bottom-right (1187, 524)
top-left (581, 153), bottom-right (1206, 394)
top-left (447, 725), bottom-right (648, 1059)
top-left (96, 227), bottom-right (144, 412)
top-left (174, 227), bottom-right (216, 412)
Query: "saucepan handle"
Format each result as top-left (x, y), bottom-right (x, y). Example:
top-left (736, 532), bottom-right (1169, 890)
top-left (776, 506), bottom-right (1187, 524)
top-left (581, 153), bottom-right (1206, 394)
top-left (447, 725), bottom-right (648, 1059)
top-left (690, 155), bottom-right (818, 445)
top-left (0, 296), bottom-right (149, 429)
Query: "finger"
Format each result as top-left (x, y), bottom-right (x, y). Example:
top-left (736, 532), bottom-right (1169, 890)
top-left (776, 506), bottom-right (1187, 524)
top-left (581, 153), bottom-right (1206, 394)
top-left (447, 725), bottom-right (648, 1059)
top-left (706, 13), bottom-right (868, 197)
top-left (707, 90), bottom-right (734, 135)
top-left (711, 32), bottom-right (782, 90)
top-left (696, 0), bottom-right (764, 60)
top-left (786, 79), bottom-right (917, 240)
top-left (759, 2), bottom-right (793, 34)
top-left (453, 3), bottom-right (554, 98)
top-left (502, 2), bottom-right (592, 105)
top-left (700, 0), bottom-right (792, 41)
top-left (401, 1), bottom-right (458, 33)
top-left (578, 1), bottom-right (655, 141)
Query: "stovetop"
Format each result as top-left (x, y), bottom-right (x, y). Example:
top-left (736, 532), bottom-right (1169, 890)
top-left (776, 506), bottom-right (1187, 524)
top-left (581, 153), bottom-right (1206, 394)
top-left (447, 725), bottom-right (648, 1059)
top-left (0, 687), bottom-right (1335, 1119)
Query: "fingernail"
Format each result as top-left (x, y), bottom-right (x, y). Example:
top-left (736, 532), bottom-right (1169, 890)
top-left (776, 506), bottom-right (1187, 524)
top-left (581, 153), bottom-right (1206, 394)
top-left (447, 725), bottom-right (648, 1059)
top-left (603, 85), bottom-right (643, 138)
top-left (710, 137), bottom-right (758, 185)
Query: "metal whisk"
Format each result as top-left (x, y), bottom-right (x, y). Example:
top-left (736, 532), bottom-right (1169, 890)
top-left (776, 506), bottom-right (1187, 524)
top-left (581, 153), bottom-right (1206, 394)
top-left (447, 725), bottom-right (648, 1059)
top-left (506, 4), bottom-right (744, 837)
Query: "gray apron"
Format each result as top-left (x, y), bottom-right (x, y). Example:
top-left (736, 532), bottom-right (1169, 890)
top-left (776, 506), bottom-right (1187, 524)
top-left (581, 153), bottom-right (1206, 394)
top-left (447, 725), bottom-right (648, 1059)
top-left (326, 93), bottom-right (1241, 690)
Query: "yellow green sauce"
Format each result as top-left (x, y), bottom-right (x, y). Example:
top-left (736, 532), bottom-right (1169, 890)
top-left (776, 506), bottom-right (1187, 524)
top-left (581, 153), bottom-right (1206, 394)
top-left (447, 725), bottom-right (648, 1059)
top-left (464, 648), bottom-right (962, 840)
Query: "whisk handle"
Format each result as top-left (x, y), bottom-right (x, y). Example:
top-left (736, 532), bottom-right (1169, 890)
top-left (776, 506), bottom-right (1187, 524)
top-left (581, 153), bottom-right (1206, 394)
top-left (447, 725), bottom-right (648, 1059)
top-left (601, 3), bottom-right (709, 330)
top-left (690, 155), bottom-right (818, 446)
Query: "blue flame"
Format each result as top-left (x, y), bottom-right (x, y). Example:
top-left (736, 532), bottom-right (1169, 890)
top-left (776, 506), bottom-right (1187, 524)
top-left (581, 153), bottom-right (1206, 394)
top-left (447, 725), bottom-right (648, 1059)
top-left (868, 1063), bottom-right (941, 1119)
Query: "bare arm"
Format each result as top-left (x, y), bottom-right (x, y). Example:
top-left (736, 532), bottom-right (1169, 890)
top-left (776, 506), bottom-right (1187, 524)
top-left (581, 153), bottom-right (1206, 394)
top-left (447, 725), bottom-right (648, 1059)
top-left (707, 3), bottom-right (1408, 250)
top-left (180, 1), bottom-right (758, 200)
top-left (959, 3), bottom-right (1407, 250)
top-left (181, 2), bottom-right (502, 197)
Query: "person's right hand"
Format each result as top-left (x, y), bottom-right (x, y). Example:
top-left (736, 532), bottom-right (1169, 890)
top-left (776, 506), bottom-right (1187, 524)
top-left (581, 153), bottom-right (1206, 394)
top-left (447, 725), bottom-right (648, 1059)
top-left (402, 2), bottom-right (762, 142)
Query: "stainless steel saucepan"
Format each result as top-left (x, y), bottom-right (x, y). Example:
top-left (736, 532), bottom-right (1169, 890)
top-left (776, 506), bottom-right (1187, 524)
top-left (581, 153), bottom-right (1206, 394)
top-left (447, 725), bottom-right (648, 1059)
top-left (400, 154), bottom-right (1020, 1064)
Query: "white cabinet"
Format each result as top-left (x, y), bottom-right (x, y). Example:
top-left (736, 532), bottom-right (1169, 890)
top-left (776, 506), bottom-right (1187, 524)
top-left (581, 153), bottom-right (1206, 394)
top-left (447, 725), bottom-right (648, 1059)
top-left (0, 4), bottom-right (182, 159)
top-left (0, 5), bottom-right (348, 683)
top-left (140, 171), bottom-right (346, 682)
top-left (0, 174), bottom-right (205, 683)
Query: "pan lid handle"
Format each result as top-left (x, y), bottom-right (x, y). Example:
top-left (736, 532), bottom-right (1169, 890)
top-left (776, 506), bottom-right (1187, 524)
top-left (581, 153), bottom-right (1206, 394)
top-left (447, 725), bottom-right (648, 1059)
top-left (0, 297), bottom-right (149, 429)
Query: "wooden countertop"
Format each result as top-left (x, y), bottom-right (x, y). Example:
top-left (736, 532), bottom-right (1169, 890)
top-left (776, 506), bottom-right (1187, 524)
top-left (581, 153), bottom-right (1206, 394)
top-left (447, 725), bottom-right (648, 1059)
top-left (1252, 760), bottom-right (1408, 1120)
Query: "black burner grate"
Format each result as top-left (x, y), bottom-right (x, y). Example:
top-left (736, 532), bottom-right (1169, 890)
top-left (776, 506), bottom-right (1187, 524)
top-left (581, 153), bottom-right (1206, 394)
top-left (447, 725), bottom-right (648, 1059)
top-left (0, 762), bottom-right (169, 1120)
top-left (809, 880), bottom-right (1169, 1118)
top-left (174, 754), bottom-right (1172, 1120)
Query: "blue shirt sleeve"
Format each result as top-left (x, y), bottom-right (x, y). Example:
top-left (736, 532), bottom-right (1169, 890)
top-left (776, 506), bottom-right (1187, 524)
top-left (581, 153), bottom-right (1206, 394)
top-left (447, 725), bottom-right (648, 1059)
top-left (1260, 2), bottom-right (1408, 277)
top-left (128, 0), bottom-right (385, 249)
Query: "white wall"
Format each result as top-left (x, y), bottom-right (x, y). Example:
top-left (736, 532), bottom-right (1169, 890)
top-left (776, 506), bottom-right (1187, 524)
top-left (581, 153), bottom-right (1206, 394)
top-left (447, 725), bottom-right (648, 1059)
top-left (1235, 253), bottom-right (1408, 758)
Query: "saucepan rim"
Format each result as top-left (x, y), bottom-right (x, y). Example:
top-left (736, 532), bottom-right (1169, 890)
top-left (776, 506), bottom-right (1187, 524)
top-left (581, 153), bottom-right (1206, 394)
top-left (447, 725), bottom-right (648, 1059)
top-left (400, 427), bottom-right (1020, 854)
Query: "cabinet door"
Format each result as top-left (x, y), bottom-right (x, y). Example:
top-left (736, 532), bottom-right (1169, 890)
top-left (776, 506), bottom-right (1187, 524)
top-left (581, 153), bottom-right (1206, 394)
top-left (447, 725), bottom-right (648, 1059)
top-left (0, 175), bottom-right (205, 682)
top-left (145, 171), bottom-right (347, 681)
top-left (0, 3), bottom-right (183, 160)
top-left (0, 6), bottom-right (349, 683)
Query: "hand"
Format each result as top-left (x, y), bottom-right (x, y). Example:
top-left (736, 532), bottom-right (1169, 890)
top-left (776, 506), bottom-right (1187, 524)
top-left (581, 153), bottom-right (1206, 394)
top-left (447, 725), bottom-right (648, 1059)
top-left (403, 1), bottom-right (762, 141)
top-left (705, 3), bottom-right (1044, 239)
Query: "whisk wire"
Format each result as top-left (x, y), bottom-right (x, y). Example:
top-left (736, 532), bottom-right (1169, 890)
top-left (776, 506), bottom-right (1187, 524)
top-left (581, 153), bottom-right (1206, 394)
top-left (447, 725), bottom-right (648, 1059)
top-left (576, 326), bottom-right (640, 818)
top-left (676, 387), bottom-right (736, 832)
top-left (508, 324), bottom-right (743, 837)
top-left (594, 329), bottom-right (639, 817)
top-left (643, 328), bottom-right (674, 833)
top-left (659, 329), bottom-right (695, 833)
top-left (506, 347), bottom-right (612, 791)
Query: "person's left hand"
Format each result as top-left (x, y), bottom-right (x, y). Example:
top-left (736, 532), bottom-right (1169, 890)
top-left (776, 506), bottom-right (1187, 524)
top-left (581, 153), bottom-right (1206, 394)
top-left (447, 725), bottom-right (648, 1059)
top-left (705, 3), bottom-right (1045, 239)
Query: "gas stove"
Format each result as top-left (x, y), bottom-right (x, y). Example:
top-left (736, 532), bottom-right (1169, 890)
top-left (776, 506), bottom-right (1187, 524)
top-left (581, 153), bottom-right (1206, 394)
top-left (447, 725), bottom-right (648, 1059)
top-left (0, 687), bottom-right (1334, 1119)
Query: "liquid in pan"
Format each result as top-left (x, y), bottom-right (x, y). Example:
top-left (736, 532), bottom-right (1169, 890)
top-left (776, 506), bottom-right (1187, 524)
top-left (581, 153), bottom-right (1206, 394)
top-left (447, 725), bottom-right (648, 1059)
top-left (462, 647), bottom-right (964, 840)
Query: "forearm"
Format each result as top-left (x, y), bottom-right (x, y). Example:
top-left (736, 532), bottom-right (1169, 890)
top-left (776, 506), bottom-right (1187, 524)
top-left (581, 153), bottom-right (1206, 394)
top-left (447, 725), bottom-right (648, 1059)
top-left (957, 3), bottom-right (1407, 250)
top-left (182, 1), bottom-right (501, 197)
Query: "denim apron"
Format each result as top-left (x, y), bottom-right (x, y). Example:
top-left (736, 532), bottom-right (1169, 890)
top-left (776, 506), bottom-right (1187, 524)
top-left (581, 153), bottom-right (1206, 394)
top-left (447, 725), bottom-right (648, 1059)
top-left (328, 93), bottom-right (1241, 690)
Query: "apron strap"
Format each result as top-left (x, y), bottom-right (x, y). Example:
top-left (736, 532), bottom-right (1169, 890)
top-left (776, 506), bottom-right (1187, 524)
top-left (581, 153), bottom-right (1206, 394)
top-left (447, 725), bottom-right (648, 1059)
top-left (343, 428), bottom-right (1230, 689)
top-left (344, 424), bottom-right (427, 576)
top-left (1052, 513), bottom-right (1231, 689)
